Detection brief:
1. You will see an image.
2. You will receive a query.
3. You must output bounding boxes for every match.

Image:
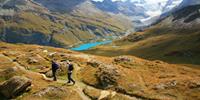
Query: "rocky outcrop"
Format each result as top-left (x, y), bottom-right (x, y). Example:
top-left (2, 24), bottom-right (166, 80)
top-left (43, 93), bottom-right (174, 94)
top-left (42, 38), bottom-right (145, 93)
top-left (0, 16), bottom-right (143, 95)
top-left (33, 85), bottom-right (82, 99)
top-left (82, 60), bottom-right (121, 89)
top-left (114, 56), bottom-right (133, 63)
top-left (83, 86), bottom-right (136, 100)
top-left (0, 67), bottom-right (21, 80)
top-left (0, 76), bottom-right (32, 99)
top-left (87, 60), bottom-right (102, 68)
top-left (95, 64), bottom-right (121, 89)
top-left (33, 86), bottom-right (66, 97)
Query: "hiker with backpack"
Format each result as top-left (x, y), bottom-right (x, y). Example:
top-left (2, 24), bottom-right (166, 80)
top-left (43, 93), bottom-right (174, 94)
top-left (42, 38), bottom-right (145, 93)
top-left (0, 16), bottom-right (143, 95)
top-left (51, 60), bottom-right (59, 81)
top-left (66, 60), bottom-right (75, 85)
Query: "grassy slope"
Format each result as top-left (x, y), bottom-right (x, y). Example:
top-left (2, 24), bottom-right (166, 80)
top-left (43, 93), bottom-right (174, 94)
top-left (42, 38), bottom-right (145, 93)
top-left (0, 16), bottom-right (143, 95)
top-left (83, 5), bottom-right (200, 67)
top-left (84, 27), bottom-right (200, 67)
top-left (0, 0), bottom-right (132, 48)
top-left (0, 42), bottom-right (199, 100)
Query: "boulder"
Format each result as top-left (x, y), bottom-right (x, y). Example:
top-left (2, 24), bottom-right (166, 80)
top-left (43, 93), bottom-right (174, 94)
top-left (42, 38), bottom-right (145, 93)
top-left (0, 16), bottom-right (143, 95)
top-left (114, 56), bottom-right (132, 63)
top-left (33, 85), bottom-right (83, 99)
top-left (0, 76), bottom-right (32, 99)
top-left (153, 80), bottom-right (177, 90)
top-left (95, 64), bottom-right (121, 89)
top-left (0, 67), bottom-right (22, 81)
top-left (83, 86), bottom-right (101, 100)
top-left (45, 70), bottom-right (53, 78)
top-left (87, 60), bottom-right (102, 68)
top-left (27, 57), bottom-right (39, 64)
top-left (83, 86), bottom-right (135, 100)
top-left (33, 86), bottom-right (66, 97)
top-left (188, 80), bottom-right (200, 89)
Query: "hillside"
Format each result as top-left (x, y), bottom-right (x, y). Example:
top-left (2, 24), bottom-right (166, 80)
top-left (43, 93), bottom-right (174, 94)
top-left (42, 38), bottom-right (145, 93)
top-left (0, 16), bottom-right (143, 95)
top-left (84, 4), bottom-right (200, 67)
top-left (0, 42), bottom-right (200, 100)
top-left (0, 0), bottom-right (133, 48)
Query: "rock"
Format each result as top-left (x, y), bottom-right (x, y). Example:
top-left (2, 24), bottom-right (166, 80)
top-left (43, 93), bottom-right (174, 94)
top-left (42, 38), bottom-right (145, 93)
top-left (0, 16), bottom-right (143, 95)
top-left (188, 80), bottom-right (200, 89)
top-left (126, 34), bottom-right (144, 42)
top-left (153, 80), bottom-right (177, 90)
top-left (83, 86), bottom-right (135, 100)
top-left (114, 56), bottom-right (132, 63)
top-left (87, 60), bottom-right (102, 68)
top-left (45, 70), bottom-right (53, 78)
top-left (0, 67), bottom-right (20, 80)
top-left (95, 64), bottom-right (121, 89)
top-left (43, 50), bottom-right (48, 53)
top-left (99, 90), bottom-right (111, 100)
top-left (83, 86), bottom-right (101, 100)
top-left (33, 86), bottom-right (66, 97)
top-left (0, 76), bottom-right (32, 99)
top-left (32, 85), bottom-right (82, 99)
top-left (27, 57), bottom-right (39, 64)
top-left (48, 52), bottom-right (57, 57)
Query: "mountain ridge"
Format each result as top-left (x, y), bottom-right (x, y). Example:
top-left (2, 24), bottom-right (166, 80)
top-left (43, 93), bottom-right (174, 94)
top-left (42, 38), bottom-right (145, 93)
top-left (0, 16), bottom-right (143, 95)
top-left (0, 0), bottom-right (133, 48)
top-left (83, 1), bottom-right (200, 67)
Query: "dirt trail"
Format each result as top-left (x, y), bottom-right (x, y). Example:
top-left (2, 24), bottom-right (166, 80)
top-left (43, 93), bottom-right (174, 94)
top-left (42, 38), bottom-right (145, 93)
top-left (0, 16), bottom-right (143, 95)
top-left (0, 53), bottom-right (141, 100)
top-left (41, 75), bottom-right (91, 100)
top-left (40, 60), bottom-right (91, 100)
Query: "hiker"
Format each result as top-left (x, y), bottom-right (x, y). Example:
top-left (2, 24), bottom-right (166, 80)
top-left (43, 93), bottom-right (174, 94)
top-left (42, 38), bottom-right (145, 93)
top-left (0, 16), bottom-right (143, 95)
top-left (66, 60), bottom-right (75, 85)
top-left (51, 60), bottom-right (59, 81)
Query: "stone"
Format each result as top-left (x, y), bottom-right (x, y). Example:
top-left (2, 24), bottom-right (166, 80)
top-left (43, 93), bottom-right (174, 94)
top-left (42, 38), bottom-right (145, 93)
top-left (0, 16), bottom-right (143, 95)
top-left (95, 64), bottom-right (121, 89)
top-left (0, 76), bottom-right (32, 99)
top-left (33, 86), bottom-right (66, 98)
top-left (188, 80), bottom-right (200, 89)
top-left (28, 57), bottom-right (39, 64)
top-left (83, 86), bottom-right (101, 100)
top-left (87, 60), bottom-right (102, 68)
top-left (0, 67), bottom-right (20, 81)
top-left (153, 80), bottom-right (177, 90)
top-left (114, 56), bottom-right (132, 63)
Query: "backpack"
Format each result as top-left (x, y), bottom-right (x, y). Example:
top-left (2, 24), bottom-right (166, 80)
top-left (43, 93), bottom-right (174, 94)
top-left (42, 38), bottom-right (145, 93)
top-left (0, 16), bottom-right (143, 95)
top-left (68, 64), bottom-right (74, 71)
top-left (52, 62), bottom-right (59, 70)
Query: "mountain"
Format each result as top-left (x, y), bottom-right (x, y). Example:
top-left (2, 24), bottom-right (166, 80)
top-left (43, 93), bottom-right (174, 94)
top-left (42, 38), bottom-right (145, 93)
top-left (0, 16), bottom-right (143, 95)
top-left (84, 1), bottom-right (200, 67)
top-left (0, 42), bottom-right (200, 100)
top-left (117, 0), bottom-right (183, 29)
top-left (91, 0), bottom-right (182, 29)
top-left (0, 1), bottom-right (200, 100)
top-left (0, 0), bottom-right (133, 48)
top-left (33, 0), bottom-right (86, 13)
top-left (178, 0), bottom-right (200, 8)
top-left (92, 0), bottom-right (148, 18)
top-left (162, 0), bottom-right (183, 13)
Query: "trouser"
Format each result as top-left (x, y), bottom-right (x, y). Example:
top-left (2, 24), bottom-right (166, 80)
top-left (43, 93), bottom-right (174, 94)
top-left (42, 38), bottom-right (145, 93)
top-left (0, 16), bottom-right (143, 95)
top-left (68, 73), bottom-right (75, 84)
top-left (52, 70), bottom-right (57, 81)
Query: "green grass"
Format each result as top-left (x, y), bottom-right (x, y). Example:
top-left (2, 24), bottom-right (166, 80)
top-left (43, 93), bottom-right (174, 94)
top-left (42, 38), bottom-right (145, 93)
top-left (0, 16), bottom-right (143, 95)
top-left (84, 28), bottom-right (200, 67)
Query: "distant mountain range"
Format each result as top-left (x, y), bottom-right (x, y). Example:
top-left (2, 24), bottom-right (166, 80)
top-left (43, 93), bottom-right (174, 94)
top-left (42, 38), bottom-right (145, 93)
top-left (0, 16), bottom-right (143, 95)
top-left (84, 0), bottom-right (200, 66)
top-left (0, 0), bottom-right (194, 48)
top-left (0, 0), bottom-right (133, 48)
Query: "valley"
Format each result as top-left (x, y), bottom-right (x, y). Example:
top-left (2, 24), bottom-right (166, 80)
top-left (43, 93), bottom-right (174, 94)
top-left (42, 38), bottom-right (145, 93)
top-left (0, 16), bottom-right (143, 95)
top-left (84, 3), bottom-right (200, 68)
top-left (0, 0), bottom-right (200, 100)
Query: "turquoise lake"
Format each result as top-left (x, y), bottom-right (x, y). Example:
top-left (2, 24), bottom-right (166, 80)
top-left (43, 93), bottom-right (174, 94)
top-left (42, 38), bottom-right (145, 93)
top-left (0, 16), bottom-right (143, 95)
top-left (71, 40), bottom-right (112, 51)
